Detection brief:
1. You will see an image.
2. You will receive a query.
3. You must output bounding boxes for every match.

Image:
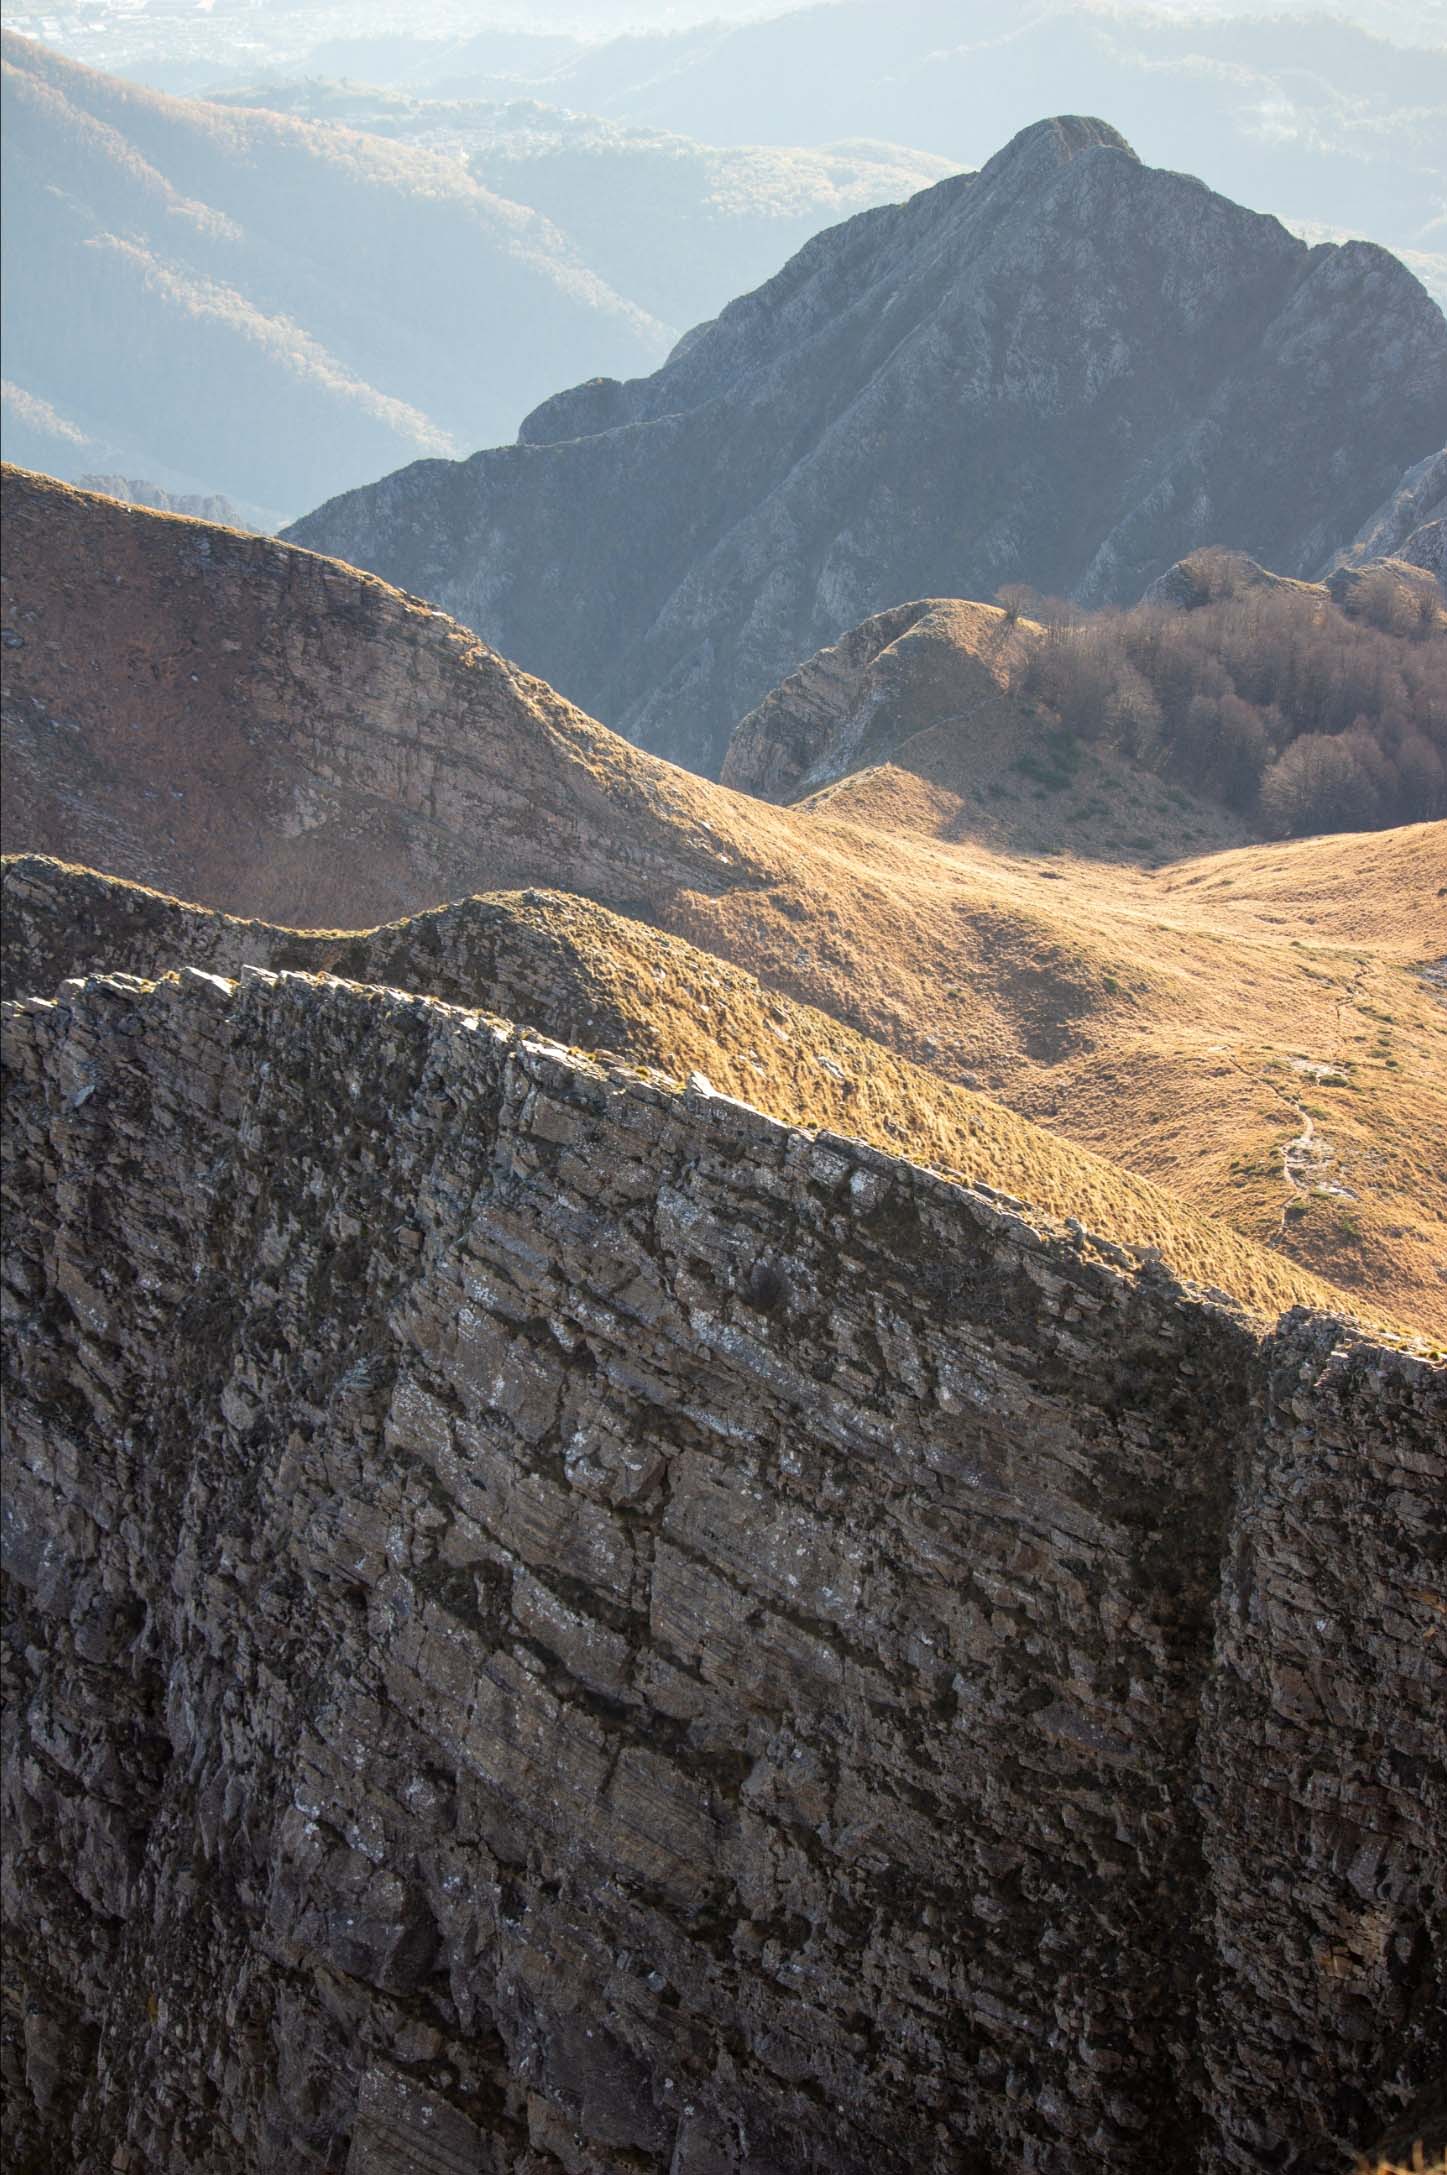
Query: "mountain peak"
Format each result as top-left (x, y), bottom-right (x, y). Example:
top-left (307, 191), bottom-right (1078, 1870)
top-left (977, 113), bottom-right (1138, 188)
top-left (289, 124), bottom-right (1446, 777)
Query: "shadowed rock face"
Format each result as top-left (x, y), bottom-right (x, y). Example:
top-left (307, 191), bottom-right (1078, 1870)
top-left (1331, 446), bottom-right (1446, 572)
top-left (3, 963), bottom-right (1444, 2173)
top-left (1403, 519), bottom-right (1447, 578)
top-left (286, 117), bottom-right (1447, 776)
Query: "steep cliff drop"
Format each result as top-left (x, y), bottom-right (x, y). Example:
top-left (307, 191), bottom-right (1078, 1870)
top-left (3, 961), bottom-right (1445, 2174)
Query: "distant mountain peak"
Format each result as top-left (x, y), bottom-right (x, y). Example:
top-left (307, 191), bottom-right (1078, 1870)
top-left (977, 112), bottom-right (1139, 184)
top-left (288, 122), bottom-right (1446, 778)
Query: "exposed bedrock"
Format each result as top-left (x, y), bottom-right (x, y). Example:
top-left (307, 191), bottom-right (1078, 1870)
top-left (2, 967), bottom-right (1444, 2172)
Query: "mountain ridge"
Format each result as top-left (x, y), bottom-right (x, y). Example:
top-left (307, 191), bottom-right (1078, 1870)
top-left (286, 116), bottom-right (1447, 776)
top-left (3, 849), bottom-right (1391, 1337)
top-left (5, 468), bottom-right (1446, 1335)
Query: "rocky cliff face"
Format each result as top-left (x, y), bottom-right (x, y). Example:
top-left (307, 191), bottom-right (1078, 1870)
top-left (285, 117), bottom-right (1447, 775)
top-left (4, 962), bottom-right (1445, 2174)
top-left (1329, 447), bottom-right (1446, 574)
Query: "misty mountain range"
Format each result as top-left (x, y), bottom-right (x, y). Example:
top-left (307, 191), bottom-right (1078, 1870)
top-left (3, 0), bottom-right (1445, 527)
top-left (0, 31), bottom-right (673, 521)
top-left (0, 31), bottom-right (956, 519)
top-left (202, 82), bottom-right (959, 335)
top-left (297, 0), bottom-right (1446, 282)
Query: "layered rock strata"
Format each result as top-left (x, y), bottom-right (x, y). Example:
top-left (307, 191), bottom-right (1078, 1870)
top-left (3, 964), bottom-right (1444, 2173)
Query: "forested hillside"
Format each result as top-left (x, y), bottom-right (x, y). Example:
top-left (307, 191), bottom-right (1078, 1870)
top-left (1012, 553), bottom-right (1447, 834)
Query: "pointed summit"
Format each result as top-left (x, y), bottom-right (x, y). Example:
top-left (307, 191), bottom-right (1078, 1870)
top-left (976, 113), bottom-right (1139, 188)
top-left (288, 123), bottom-right (1446, 776)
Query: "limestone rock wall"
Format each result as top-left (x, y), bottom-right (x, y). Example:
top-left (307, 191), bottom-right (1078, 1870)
top-left (3, 967), bottom-right (1444, 2173)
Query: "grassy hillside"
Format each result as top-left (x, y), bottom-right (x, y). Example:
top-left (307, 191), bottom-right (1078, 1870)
top-left (0, 852), bottom-right (1406, 1339)
top-left (6, 473), bottom-right (1445, 1335)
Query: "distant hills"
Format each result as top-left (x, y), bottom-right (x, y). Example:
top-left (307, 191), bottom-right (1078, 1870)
top-left (6, 16), bottom-right (1442, 527)
top-left (0, 32), bottom-right (667, 519)
top-left (288, 117), bottom-right (1447, 776)
top-left (0, 33), bottom-right (956, 520)
top-left (209, 0), bottom-right (1447, 307)
top-left (204, 81), bottom-right (958, 336)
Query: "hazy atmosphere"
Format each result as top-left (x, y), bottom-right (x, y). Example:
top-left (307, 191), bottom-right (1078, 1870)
top-left (4, 0), bottom-right (1445, 515)
top-left (2, 2), bottom-right (1445, 2172)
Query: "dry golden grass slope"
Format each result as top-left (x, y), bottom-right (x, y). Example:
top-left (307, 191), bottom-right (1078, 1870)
top-left (723, 595), bottom-right (1247, 864)
top-left (677, 821), bottom-right (1447, 1338)
top-left (4, 471), bottom-right (1445, 1335)
top-left (0, 852), bottom-right (1391, 1336)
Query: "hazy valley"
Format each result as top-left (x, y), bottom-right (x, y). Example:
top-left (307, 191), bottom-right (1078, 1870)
top-left (2, 31), bottom-right (665, 518)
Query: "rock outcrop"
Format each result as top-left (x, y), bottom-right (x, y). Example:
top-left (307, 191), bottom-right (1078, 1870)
top-left (1401, 519), bottom-right (1447, 581)
top-left (1139, 543), bottom-right (1445, 624)
top-left (1323, 557), bottom-right (1445, 623)
top-left (1139, 548), bottom-right (1323, 611)
top-left (285, 117), bottom-right (1447, 775)
top-left (1143, 542), bottom-right (1445, 617)
top-left (3, 962), bottom-right (1444, 2173)
top-left (1329, 448), bottom-right (1446, 577)
top-left (720, 599), bottom-right (1030, 804)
